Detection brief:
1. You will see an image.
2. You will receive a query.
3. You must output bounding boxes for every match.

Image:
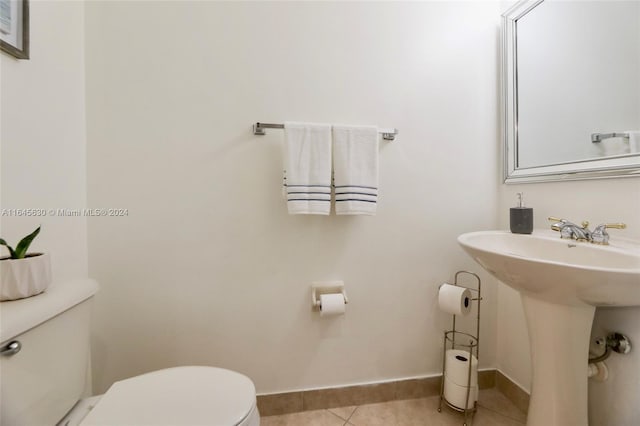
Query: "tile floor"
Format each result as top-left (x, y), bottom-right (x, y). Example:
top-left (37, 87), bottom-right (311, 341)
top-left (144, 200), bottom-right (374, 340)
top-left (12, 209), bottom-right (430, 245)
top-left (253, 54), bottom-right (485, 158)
top-left (261, 388), bottom-right (526, 426)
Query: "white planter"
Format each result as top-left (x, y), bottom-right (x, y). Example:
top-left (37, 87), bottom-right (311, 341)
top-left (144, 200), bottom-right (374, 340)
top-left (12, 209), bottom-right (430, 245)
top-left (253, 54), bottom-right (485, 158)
top-left (0, 253), bottom-right (52, 301)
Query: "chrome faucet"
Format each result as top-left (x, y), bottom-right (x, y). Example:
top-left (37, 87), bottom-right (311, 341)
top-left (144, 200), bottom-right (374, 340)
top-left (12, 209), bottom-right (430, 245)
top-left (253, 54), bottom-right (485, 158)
top-left (548, 217), bottom-right (627, 244)
top-left (548, 217), bottom-right (592, 241)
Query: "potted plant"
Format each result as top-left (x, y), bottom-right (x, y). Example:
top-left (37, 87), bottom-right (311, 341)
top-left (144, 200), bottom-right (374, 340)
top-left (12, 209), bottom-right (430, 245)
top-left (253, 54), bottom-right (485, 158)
top-left (0, 226), bottom-right (52, 301)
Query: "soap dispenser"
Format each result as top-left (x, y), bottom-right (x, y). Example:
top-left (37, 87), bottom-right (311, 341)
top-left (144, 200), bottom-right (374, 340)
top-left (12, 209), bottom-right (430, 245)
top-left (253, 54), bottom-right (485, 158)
top-left (510, 192), bottom-right (533, 234)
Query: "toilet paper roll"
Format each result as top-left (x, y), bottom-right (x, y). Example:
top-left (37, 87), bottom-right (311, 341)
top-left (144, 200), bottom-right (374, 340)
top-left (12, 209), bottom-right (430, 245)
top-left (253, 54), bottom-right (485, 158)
top-left (438, 284), bottom-right (472, 316)
top-left (320, 294), bottom-right (346, 317)
top-left (444, 375), bottom-right (478, 409)
top-left (445, 349), bottom-right (478, 387)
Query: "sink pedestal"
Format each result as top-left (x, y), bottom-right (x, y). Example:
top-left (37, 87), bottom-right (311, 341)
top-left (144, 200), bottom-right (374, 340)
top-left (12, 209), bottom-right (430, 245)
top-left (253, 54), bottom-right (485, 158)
top-left (521, 295), bottom-right (595, 426)
top-left (458, 230), bottom-right (640, 425)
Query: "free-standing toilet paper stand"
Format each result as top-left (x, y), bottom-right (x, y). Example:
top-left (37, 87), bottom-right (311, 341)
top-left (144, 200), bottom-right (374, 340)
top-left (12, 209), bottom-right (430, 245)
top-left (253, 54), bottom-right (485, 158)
top-left (437, 271), bottom-right (482, 426)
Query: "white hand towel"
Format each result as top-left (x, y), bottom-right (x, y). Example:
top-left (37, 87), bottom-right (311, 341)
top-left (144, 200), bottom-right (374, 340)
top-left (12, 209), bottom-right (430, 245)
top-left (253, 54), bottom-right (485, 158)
top-left (332, 125), bottom-right (379, 215)
top-left (283, 122), bottom-right (332, 215)
top-left (625, 131), bottom-right (640, 153)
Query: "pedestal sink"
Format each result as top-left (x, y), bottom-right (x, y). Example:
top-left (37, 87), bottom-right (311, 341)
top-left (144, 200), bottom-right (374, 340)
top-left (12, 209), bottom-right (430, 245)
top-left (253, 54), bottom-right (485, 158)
top-left (458, 230), bottom-right (640, 426)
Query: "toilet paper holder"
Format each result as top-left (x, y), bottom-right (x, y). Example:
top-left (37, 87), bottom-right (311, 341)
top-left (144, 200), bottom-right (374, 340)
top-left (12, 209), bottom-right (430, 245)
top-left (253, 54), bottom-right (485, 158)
top-left (437, 271), bottom-right (482, 426)
top-left (311, 281), bottom-right (349, 310)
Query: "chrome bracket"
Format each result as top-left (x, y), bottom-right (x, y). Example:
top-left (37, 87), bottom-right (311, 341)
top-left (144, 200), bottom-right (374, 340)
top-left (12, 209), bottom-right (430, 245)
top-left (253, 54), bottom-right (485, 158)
top-left (0, 340), bottom-right (21, 356)
top-left (589, 332), bottom-right (632, 363)
top-left (252, 123), bottom-right (266, 135)
top-left (608, 332), bottom-right (632, 354)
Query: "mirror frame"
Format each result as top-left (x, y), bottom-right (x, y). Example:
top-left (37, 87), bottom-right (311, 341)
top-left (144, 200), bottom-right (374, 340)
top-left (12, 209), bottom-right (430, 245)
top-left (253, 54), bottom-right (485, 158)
top-left (502, 0), bottom-right (640, 184)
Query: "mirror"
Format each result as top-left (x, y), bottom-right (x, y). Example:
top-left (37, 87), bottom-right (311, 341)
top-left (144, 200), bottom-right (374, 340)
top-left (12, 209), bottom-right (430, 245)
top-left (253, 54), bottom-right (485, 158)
top-left (502, 0), bottom-right (640, 183)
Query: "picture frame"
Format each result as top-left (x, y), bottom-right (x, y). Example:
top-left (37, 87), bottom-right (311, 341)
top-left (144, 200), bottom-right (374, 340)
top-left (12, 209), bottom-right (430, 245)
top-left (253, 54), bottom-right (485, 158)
top-left (0, 0), bottom-right (29, 59)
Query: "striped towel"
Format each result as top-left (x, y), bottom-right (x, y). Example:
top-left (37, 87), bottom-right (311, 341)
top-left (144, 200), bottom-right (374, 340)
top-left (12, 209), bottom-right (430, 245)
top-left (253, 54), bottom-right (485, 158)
top-left (332, 125), bottom-right (379, 215)
top-left (283, 122), bottom-right (332, 215)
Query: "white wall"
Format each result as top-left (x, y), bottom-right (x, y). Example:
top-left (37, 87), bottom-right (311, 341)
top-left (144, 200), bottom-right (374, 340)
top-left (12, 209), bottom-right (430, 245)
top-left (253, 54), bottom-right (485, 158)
top-left (496, 179), bottom-right (640, 417)
top-left (85, 1), bottom-right (501, 394)
top-left (0, 1), bottom-right (87, 282)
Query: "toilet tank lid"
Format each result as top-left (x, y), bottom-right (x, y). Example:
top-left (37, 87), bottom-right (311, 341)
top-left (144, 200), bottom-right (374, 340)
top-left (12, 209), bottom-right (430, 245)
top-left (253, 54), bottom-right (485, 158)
top-left (0, 278), bottom-right (99, 343)
top-left (80, 366), bottom-right (257, 426)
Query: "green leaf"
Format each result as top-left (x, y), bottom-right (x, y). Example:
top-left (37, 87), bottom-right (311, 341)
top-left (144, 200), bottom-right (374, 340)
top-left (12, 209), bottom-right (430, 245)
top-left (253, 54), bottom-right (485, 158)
top-left (0, 238), bottom-right (17, 258)
top-left (14, 226), bottom-right (41, 259)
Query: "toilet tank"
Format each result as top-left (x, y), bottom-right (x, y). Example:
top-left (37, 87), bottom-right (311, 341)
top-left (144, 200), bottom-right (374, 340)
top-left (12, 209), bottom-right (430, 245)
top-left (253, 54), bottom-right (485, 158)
top-left (0, 279), bottom-right (99, 426)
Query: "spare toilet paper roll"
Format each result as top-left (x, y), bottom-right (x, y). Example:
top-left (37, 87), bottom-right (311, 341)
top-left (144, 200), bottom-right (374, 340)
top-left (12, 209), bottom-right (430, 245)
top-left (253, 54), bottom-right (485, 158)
top-left (438, 283), bottom-right (472, 316)
top-left (320, 293), bottom-right (346, 317)
top-left (443, 375), bottom-right (478, 409)
top-left (445, 349), bottom-right (478, 387)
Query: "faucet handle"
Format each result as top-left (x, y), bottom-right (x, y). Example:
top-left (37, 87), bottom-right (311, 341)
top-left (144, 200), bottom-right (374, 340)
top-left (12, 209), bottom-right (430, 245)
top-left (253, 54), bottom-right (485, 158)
top-left (547, 217), bottom-right (589, 231)
top-left (599, 223), bottom-right (627, 230)
top-left (548, 217), bottom-right (565, 231)
top-left (548, 217), bottom-right (589, 225)
top-left (591, 223), bottom-right (627, 245)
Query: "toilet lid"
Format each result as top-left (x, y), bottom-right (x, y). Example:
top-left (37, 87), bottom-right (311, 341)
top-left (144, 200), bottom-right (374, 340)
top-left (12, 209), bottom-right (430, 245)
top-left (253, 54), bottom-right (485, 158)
top-left (80, 366), bottom-right (256, 426)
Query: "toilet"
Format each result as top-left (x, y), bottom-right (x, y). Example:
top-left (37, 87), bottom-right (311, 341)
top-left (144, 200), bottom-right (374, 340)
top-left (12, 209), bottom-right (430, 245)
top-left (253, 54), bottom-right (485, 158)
top-left (0, 279), bottom-right (260, 426)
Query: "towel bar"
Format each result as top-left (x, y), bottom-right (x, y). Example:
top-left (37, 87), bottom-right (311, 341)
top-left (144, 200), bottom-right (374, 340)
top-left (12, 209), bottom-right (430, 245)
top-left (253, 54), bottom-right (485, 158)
top-left (591, 132), bottom-right (630, 143)
top-left (253, 122), bottom-right (398, 141)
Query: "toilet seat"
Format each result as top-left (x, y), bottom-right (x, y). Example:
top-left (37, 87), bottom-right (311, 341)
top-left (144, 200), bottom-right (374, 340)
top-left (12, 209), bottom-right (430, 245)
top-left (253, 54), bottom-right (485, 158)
top-left (79, 366), bottom-right (258, 426)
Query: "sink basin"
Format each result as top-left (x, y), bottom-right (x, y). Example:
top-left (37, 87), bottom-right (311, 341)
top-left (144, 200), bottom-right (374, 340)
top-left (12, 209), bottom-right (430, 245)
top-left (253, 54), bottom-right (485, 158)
top-left (458, 230), bottom-right (640, 306)
top-left (458, 230), bottom-right (640, 426)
